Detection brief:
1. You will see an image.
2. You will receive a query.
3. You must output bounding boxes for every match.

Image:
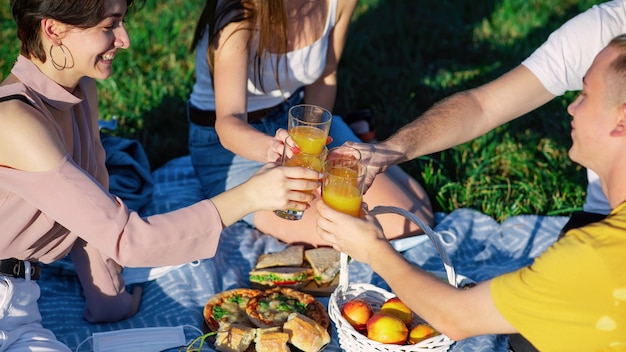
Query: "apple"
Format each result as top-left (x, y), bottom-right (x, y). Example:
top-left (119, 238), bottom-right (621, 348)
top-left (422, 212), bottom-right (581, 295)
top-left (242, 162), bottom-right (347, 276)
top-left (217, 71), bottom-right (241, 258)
top-left (366, 313), bottom-right (408, 345)
top-left (408, 323), bottom-right (439, 344)
top-left (379, 297), bottom-right (413, 326)
top-left (341, 299), bottom-right (372, 331)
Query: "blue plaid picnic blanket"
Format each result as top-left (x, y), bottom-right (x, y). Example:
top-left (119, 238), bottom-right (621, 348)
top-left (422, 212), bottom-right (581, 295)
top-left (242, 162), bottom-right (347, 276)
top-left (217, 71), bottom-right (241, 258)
top-left (39, 155), bottom-right (568, 351)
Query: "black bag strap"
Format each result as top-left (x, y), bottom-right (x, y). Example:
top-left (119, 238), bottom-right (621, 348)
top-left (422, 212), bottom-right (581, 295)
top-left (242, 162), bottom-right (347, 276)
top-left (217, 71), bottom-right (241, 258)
top-left (0, 94), bottom-right (34, 108)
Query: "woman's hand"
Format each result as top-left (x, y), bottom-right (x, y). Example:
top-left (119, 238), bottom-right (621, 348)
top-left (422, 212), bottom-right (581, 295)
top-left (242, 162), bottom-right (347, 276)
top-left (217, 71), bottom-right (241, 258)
top-left (212, 162), bottom-right (321, 226)
top-left (247, 162), bottom-right (321, 211)
top-left (315, 201), bottom-right (389, 264)
top-left (267, 128), bottom-right (290, 162)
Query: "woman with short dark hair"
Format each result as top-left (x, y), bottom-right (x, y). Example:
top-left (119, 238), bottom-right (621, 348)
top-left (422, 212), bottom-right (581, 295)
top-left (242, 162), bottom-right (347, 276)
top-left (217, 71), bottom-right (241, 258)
top-left (0, 1), bottom-right (321, 349)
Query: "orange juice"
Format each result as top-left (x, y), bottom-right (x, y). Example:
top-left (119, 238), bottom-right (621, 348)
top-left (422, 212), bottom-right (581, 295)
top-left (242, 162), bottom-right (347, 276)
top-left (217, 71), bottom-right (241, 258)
top-left (284, 153), bottom-right (324, 172)
top-left (289, 126), bottom-right (327, 155)
top-left (323, 181), bottom-right (362, 217)
top-left (323, 167), bottom-right (363, 217)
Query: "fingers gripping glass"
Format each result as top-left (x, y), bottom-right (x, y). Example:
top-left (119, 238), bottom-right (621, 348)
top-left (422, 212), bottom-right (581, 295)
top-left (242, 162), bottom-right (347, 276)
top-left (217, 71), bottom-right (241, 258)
top-left (322, 146), bottom-right (366, 217)
top-left (287, 104), bottom-right (332, 155)
top-left (274, 136), bottom-right (328, 220)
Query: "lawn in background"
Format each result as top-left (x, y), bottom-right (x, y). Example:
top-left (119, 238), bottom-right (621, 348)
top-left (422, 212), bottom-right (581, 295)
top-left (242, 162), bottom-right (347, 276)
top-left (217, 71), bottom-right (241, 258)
top-left (0, 0), bottom-right (606, 221)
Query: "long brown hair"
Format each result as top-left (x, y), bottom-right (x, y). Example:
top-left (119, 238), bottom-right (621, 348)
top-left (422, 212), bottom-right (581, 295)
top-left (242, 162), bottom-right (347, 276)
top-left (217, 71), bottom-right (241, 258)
top-left (190, 0), bottom-right (289, 92)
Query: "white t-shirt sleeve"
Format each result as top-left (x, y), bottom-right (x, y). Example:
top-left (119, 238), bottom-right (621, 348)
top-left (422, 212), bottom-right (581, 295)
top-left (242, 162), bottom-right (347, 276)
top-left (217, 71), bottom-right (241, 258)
top-left (522, 0), bottom-right (626, 215)
top-left (522, 0), bottom-right (626, 96)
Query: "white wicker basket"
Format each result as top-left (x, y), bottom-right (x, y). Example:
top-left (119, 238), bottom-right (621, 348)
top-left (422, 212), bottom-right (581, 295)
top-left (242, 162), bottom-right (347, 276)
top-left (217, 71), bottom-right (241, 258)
top-left (328, 206), bottom-right (457, 352)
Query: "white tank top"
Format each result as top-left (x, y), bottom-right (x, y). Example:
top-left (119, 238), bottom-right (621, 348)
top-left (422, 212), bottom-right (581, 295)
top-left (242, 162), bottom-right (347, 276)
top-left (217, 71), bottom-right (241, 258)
top-left (189, 0), bottom-right (338, 112)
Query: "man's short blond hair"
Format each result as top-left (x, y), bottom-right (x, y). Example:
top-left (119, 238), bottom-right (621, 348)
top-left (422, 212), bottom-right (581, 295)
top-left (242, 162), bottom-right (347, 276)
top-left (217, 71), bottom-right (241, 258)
top-left (605, 34), bottom-right (626, 106)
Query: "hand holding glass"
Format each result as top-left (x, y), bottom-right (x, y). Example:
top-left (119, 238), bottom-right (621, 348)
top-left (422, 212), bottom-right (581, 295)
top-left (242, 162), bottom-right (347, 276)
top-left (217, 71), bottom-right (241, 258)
top-left (288, 104), bottom-right (332, 155)
top-left (322, 146), bottom-right (366, 217)
top-left (274, 136), bottom-right (327, 220)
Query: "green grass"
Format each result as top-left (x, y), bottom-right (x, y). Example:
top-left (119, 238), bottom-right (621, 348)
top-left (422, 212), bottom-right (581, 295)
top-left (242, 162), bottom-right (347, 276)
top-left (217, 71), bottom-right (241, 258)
top-left (0, 0), bottom-right (605, 221)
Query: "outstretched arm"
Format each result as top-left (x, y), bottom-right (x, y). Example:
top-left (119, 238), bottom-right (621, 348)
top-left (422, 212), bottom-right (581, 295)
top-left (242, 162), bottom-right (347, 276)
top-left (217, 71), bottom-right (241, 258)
top-left (315, 201), bottom-right (516, 340)
top-left (348, 65), bottom-right (556, 187)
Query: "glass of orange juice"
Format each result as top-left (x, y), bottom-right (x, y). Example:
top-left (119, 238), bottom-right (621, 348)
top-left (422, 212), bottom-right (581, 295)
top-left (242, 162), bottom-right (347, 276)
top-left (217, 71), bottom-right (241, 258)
top-left (322, 146), bottom-right (366, 217)
top-left (274, 136), bottom-right (327, 220)
top-left (288, 104), bottom-right (332, 155)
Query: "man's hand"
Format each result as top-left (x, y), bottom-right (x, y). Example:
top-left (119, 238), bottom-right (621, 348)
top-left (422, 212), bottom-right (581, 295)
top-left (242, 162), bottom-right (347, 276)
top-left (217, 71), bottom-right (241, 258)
top-left (344, 141), bottom-right (405, 193)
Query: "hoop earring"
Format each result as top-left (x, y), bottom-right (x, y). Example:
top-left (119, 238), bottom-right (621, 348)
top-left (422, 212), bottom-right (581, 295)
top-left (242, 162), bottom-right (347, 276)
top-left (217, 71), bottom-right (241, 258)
top-left (49, 44), bottom-right (68, 70)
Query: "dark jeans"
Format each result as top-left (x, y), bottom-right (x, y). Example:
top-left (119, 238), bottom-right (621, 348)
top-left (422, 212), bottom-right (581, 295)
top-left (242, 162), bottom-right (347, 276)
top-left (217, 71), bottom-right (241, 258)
top-left (508, 210), bottom-right (607, 352)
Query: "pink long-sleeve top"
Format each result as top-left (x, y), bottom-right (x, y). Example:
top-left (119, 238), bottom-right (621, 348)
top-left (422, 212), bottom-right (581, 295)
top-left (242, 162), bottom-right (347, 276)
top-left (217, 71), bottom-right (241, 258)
top-left (0, 56), bottom-right (224, 322)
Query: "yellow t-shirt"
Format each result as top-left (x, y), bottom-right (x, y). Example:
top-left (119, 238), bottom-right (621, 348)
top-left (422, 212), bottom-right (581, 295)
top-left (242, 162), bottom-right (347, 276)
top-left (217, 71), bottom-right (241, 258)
top-left (491, 202), bottom-right (626, 352)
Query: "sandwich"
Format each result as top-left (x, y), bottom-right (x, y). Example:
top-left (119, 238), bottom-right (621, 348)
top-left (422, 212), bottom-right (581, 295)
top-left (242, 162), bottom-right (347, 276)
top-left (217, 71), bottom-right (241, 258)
top-left (214, 323), bottom-right (256, 352)
top-left (255, 245), bottom-right (304, 269)
top-left (283, 313), bottom-right (330, 352)
top-left (249, 266), bottom-right (313, 289)
top-left (254, 327), bottom-right (291, 352)
top-left (304, 247), bottom-right (340, 285)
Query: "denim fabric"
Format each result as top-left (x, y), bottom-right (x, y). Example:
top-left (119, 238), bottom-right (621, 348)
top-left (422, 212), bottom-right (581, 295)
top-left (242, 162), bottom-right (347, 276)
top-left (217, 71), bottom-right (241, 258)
top-left (188, 95), bottom-right (359, 226)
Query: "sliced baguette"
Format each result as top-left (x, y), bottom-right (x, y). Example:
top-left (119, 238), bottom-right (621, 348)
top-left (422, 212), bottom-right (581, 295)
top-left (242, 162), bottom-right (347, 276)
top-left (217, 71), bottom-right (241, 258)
top-left (283, 313), bottom-right (330, 352)
top-left (214, 323), bottom-right (256, 352)
top-left (254, 327), bottom-right (291, 352)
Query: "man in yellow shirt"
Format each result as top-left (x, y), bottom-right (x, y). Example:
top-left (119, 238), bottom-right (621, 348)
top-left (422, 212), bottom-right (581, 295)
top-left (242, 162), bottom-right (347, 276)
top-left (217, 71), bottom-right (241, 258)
top-left (315, 34), bottom-right (626, 351)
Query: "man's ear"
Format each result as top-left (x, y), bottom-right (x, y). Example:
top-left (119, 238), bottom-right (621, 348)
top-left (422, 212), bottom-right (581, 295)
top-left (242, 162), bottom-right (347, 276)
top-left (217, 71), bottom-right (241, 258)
top-left (610, 103), bottom-right (626, 136)
top-left (40, 18), bottom-right (66, 45)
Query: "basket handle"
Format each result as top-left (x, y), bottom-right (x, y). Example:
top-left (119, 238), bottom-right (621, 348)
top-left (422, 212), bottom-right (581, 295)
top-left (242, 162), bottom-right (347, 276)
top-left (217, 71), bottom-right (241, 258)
top-left (339, 205), bottom-right (458, 288)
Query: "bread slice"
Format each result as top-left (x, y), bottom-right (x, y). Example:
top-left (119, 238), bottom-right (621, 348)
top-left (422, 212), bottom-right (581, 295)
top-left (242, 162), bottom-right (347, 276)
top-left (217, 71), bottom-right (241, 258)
top-left (254, 327), bottom-right (291, 352)
top-left (283, 313), bottom-right (330, 352)
top-left (255, 245), bottom-right (304, 269)
top-left (304, 247), bottom-right (340, 285)
top-left (214, 323), bottom-right (256, 352)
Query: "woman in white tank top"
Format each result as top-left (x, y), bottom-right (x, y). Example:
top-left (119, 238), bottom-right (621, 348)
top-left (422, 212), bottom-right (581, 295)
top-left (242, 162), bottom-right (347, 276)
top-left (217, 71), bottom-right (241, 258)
top-left (187, 0), bottom-right (434, 245)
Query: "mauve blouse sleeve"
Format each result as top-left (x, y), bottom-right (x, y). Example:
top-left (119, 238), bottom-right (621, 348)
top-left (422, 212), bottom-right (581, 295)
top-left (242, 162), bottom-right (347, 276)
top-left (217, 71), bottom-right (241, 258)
top-left (2, 156), bottom-right (224, 267)
top-left (71, 239), bottom-right (133, 323)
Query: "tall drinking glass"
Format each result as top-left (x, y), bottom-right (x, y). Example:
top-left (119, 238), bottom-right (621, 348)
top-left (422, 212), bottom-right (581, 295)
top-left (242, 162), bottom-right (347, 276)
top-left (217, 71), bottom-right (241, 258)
top-left (322, 146), bottom-right (366, 217)
top-left (288, 104), bottom-right (332, 155)
top-left (274, 136), bottom-right (328, 220)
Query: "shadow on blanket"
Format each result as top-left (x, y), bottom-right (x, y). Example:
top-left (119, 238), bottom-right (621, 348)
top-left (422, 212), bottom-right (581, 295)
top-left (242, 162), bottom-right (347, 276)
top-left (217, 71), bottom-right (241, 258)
top-left (39, 155), bottom-right (569, 352)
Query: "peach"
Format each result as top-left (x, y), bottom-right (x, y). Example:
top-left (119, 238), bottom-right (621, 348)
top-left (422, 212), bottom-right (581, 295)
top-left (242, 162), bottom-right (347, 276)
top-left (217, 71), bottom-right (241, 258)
top-left (341, 299), bottom-right (372, 331)
top-left (408, 323), bottom-right (439, 344)
top-left (380, 297), bottom-right (413, 326)
top-left (366, 313), bottom-right (408, 345)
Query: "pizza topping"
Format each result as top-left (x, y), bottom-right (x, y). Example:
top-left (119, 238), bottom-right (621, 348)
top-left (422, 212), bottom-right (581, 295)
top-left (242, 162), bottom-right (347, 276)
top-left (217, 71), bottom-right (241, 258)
top-left (229, 294), bottom-right (246, 305)
top-left (212, 305), bottom-right (229, 320)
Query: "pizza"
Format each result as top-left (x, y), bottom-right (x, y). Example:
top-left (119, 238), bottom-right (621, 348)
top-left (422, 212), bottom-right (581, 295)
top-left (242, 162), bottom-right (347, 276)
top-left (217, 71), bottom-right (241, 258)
top-left (203, 288), bottom-right (262, 331)
top-left (245, 287), bottom-right (330, 330)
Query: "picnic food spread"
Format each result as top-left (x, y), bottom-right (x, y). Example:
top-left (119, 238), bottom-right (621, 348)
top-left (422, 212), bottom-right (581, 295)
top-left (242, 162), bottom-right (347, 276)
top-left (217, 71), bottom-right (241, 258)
top-left (248, 245), bottom-right (340, 295)
top-left (204, 287), bottom-right (330, 352)
top-left (200, 245), bottom-right (341, 351)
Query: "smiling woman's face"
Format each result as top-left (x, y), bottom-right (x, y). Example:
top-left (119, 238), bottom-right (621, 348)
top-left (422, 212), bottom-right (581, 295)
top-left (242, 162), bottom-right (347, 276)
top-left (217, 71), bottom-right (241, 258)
top-left (58, 0), bottom-right (130, 82)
